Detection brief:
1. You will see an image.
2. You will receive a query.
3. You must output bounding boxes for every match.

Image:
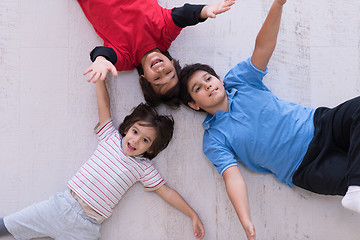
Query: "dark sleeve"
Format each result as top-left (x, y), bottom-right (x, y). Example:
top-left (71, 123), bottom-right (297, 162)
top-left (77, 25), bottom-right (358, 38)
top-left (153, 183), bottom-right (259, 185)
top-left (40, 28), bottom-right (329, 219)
top-left (171, 3), bottom-right (207, 28)
top-left (90, 46), bottom-right (117, 65)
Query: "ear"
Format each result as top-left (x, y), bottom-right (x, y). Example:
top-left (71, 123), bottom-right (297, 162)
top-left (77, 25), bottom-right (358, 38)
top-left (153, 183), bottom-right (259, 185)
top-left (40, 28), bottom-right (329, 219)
top-left (188, 101), bottom-right (200, 111)
top-left (141, 74), bottom-right (145, 78)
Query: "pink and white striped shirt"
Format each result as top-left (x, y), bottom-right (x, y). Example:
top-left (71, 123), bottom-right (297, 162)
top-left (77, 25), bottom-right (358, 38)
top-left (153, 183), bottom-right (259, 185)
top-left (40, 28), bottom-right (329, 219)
top-left (68, 119), bottom-right (165, 218)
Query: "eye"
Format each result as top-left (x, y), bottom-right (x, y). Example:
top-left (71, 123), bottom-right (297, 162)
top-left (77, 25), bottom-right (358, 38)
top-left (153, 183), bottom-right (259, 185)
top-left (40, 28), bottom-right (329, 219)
top-left (143, 138), bottom-right (149, 143)
top-left (132, 129), bottom-right (138, 134)
top-left (206, 76), bottom-right (211, 81)
top-left (195, 86), bottom-right (201, 92)
top-left (154, 77), bottom-right (160, 81)
top-left (166, 71), bottom-right (171, 75)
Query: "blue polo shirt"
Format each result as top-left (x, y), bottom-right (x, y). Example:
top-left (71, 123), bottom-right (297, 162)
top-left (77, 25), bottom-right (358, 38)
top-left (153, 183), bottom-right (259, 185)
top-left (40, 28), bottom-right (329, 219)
top-left (202, 58), bottom-right (315, 187)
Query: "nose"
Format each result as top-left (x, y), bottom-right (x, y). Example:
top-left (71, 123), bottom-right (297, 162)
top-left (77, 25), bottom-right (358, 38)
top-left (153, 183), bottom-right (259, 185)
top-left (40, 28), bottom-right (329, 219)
top-left (156, 66), bottom-right (164, 73)
top-left (205, 82), bottom-right (212, 89)
top-left (133, 136), bottom-right (140, 144)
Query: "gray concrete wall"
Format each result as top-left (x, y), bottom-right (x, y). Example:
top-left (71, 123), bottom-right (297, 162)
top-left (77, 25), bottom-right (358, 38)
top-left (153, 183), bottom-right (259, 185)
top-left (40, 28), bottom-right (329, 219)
top-left (1, 0), bottom-right (359, 239)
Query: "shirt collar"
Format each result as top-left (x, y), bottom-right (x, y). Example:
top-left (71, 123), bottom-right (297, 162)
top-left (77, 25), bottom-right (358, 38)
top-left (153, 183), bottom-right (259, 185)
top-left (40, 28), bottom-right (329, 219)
top-left (202, 88), bottom-right (237, 130)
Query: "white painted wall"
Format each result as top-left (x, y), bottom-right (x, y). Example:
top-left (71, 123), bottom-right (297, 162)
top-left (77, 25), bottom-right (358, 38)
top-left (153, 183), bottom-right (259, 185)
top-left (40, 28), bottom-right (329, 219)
top-left (1, 0), bottom-right (360, 239)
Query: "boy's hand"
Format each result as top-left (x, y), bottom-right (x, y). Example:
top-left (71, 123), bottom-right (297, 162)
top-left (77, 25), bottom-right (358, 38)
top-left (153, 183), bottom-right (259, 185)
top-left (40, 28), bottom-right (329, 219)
top-left (243, 221), bottom-right (256, 240)
top-left (200, 0), bottom-right (236, 19)
top-left (191, 214), bottom-right (205, 239)
top-left (83, 56), bottom-right (118, 83)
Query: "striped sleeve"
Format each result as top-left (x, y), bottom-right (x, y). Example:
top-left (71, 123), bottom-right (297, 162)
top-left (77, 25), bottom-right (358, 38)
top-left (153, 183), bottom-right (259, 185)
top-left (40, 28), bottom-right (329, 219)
top-left (94, 118), bottom-right (116, 143)
top-left (140, 164), bottom-right (165, 191)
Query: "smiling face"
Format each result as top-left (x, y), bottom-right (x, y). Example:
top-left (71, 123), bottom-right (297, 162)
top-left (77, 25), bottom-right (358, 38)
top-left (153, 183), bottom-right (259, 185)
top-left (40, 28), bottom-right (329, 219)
top-left (187, 70), bottom-right (228, 114)
top-left (141, 50), bottom-right (179, 95)
top-left (122, 121), bottom-right (157, 157)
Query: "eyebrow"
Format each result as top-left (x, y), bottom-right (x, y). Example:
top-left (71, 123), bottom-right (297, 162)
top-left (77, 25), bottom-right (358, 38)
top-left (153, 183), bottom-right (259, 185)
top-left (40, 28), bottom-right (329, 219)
top-left (190, 73), bottom-right (208, 92)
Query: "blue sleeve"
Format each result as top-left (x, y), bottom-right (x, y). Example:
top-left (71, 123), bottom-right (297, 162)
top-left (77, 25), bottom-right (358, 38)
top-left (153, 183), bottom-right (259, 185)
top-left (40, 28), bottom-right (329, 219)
top-left (203, 130), bottom-right (238, 176)
top-left (224, 58), bottom-right (269, 91)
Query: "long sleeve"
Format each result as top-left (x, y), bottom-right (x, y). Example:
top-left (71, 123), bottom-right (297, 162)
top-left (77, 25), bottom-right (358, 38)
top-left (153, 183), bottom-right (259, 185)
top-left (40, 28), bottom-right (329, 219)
top-left (90, 46), bottom-right (117, 65)
top-left (171, 4), bottom-right (206, 28)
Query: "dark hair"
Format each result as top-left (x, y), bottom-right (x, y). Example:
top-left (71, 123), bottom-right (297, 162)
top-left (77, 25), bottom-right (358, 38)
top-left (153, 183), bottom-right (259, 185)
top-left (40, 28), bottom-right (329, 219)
top-left (137, 51), bottom-right (182, 108)
top-left (179, 63), bottom-right (219, 111)
top-left (118, 103), bottom-right (174, 160)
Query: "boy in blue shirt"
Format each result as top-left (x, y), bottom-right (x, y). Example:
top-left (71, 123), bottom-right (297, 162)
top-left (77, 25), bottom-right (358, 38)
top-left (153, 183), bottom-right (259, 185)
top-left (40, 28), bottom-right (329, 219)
top-left (179, 0), bottom-right (360, 239)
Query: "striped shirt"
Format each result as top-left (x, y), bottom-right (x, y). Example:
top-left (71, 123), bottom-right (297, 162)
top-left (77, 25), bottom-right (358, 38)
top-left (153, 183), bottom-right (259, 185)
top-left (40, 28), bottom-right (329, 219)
top-left (68, 119), bottom-right (165, 218)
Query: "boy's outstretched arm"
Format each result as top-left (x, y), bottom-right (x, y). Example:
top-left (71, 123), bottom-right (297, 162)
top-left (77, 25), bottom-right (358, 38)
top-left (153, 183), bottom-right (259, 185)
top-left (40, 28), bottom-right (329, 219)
top-left (172, 0), bottom-right (235, 28)
top-left (95, 80), bottom-right (111, 125)
top-left (155, 185), bottom-right (205, 239)
top-left (223, 166), bottom-right (256, 240)
top-left (251, 0), bottom-right (286, 71)
top-left (84, 56), bottom-right (118, 83)
top-left (200, 0), bottom-right (236, 19)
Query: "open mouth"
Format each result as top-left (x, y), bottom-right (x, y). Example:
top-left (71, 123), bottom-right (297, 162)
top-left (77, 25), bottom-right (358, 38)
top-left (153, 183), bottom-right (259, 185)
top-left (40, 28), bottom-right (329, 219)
top-left (151, 58), bottom-right (162, 68)
top-left (209, 88), bottom-right (218, 97)
top-left (127, 142), bottom-right (136, 152)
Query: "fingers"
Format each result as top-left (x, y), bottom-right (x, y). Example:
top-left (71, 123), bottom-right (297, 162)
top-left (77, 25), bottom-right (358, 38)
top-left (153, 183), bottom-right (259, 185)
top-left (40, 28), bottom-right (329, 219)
top-left (85, 70), bottom-right (102, 83)
top-left (99, 72), bottom-right (106, 82)
top-left (83, 67), bottom-right (93, 76)
top-left (194, 231), bottom-right (199, 239)
top-left (250, 231), bottom-right (255, 240)
top-left (246, 225), bottom-right (256, 240)
top-left (224, 0), bottom-right (235, 7)
top-left (193, 222), bottom-right (205, 239)
top-left (86, 71), bottom-right (96, 83)
top-left (212, 0), bottom-right (235, 16)
top-left (83, 64), bottom-right (98, 82)
top-left (209, 12), bottom-right (217, 18)
top-left (83, 64), bottom-right (117, 83)
top-left (92, 72), bottom-right (101, 83)
top-left (193, 228), bottom-right (205, 239)
top-left (198, 227), bottom-right (205, 239)
top-left (220, 6), bottom-right (231, 13)
top-left (110, 65), bottom-right (118, 77)
top-left (222, 0), bottom-right (235, 8)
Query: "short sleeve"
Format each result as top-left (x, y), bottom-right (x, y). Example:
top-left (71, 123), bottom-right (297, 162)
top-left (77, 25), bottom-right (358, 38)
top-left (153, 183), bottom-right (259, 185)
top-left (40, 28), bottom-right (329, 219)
top-left (140, 165), bottom-right (165, 191)
top-left (224, 58), bottom-right (268, 91)
top-left (203, 130), bottom-right (238, 176)
top-left (94, 119), bottom-right (117, 143)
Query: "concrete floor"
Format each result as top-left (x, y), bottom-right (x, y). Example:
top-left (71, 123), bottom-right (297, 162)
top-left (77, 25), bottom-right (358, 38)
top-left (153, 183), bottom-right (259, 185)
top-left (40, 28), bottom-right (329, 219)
top-left (1, 0), bottom-right (360, 239)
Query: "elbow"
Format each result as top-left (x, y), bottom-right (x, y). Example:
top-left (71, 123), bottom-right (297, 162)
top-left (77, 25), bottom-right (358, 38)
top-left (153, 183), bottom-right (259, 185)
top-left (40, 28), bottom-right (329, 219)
top-left (254, 34), bottom-right (277, 53)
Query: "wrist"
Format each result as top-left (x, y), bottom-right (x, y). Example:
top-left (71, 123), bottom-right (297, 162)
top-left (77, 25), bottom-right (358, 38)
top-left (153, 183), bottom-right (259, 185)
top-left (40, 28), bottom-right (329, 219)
top-left (189, 211), bottom-right (199, 220)
top-left (96, 56), bottom-right (107, 61)
top-left (274, 0), bottom-right (285, 7)
top-left (240, 217), bottom-right (253, 228)
top-left (199, 5), bottom-right (208, 19)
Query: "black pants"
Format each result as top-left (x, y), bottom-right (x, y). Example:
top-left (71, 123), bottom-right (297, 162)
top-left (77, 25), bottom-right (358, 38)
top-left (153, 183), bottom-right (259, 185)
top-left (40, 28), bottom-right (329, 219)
top-left (293, 97), bottom-right (360, 196)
